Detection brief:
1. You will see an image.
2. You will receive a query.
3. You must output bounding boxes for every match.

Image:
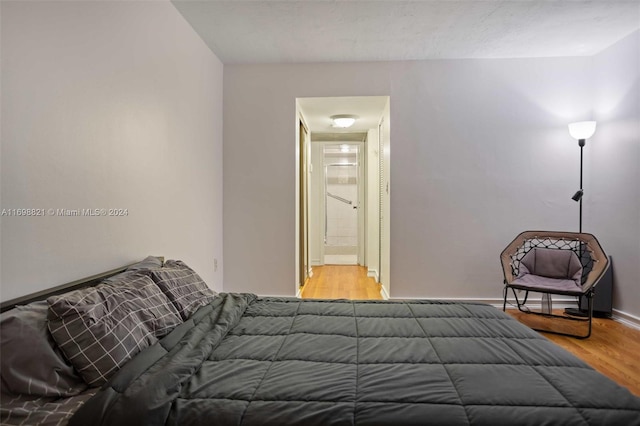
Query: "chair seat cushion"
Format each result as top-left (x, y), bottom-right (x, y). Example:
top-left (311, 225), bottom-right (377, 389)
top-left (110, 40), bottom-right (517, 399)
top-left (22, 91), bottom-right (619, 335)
top-left (511, 273), bottom-right (583, 295)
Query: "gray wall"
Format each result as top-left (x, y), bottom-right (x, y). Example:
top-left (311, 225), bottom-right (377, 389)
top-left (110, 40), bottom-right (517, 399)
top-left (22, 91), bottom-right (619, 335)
top-left (1, 1), bottom-right (224, 299)
top-left (590, 30), bottom-right (640, 317)
top-left (223, 57), bottom-right (598, 300)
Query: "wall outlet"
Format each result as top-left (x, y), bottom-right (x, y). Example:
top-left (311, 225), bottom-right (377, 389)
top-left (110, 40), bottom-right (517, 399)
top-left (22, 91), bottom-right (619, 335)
top-left (214, 258), bottom-right (218, 272)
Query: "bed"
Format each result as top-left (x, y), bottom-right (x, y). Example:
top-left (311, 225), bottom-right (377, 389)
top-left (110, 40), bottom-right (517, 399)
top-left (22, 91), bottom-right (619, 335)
top-left (1, 258), bottom-right (639, 426)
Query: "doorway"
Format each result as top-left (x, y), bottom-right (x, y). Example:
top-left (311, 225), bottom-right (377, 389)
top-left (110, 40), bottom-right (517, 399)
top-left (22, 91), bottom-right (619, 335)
top-left (296, 96), bottom-right (390, 298)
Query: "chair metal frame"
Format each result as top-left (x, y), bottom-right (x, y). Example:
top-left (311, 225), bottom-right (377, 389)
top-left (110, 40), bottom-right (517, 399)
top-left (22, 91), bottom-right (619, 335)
top-left (500, 231), bottom-right (608, 339)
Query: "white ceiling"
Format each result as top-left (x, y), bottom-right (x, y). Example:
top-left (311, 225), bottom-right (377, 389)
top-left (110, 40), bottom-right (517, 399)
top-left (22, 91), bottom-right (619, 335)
top-left (172, 0), bottom-right (640, 64)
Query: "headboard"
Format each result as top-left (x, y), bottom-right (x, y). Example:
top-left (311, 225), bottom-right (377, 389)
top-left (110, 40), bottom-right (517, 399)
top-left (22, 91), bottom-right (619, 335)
top-left (0, 257), bottom-right (165, 313)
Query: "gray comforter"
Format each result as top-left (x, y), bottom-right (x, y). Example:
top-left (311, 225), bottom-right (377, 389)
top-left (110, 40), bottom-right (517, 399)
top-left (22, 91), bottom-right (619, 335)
top-left (70, 293), bottom-right (640, 425)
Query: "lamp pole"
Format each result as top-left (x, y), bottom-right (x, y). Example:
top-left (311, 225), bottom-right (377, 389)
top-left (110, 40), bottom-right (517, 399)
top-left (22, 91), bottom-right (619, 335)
top-left (565, 138), bottom-right (587, 317)
top-left (578, 138), bottom-right (584, 233)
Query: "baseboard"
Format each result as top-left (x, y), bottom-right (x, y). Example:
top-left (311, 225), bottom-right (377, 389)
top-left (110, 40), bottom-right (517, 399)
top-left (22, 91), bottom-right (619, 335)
top-left (380, 285), bottom-right (390, 300)
top-left (367, 269), bottom-right (379, 283)
top-left (388, 296), bottom-right (502, 305)
top-left (501, 298), bottom-right (577, 311)
top-left (612, 309), bottom-right (640, 330)
top-left (295, 269), bottom-right (313, 298)
top-left (389, 296), bottom-right (577, 310)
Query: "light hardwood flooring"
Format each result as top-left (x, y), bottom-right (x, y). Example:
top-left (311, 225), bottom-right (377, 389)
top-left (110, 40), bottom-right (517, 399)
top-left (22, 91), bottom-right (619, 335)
top-left (300, 265), bottom-right (382, 300)
top-left (300, 265), bottom-right (640, 396)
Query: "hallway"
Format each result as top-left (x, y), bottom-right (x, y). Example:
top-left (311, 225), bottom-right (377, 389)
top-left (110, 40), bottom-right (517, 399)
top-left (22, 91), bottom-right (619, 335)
top-left (300, 265), bottom-right (382, 300)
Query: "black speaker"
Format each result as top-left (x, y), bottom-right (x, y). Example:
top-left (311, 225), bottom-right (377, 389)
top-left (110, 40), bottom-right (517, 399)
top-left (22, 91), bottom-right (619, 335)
top-left (566, 255), bottom-right (613, 318)
top-left (586, 255), bottom-right (613, 317)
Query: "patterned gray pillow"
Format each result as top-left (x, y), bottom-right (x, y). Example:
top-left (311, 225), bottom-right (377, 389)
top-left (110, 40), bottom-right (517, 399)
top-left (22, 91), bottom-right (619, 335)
top-left (47, 273), bottom-right (182, 387)
top-left (150, 260), bottom-right (216, 320)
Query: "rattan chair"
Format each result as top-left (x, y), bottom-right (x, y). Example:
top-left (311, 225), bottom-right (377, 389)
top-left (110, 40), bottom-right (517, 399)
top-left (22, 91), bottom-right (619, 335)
top-left (500, 230), bottom-right (609, 339)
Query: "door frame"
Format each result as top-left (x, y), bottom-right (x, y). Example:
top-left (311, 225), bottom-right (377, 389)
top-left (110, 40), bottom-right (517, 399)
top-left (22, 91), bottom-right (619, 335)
top-left (299, 119), bottom-right (310, 288)
top-left (295, 96), bottom-right (390, 298)
top-left (319, 142), bottom-right (364, 266)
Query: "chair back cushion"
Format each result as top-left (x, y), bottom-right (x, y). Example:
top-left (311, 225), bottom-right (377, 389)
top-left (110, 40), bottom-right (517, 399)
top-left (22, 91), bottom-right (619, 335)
top-left (519, 248), bottom-right (582, 285)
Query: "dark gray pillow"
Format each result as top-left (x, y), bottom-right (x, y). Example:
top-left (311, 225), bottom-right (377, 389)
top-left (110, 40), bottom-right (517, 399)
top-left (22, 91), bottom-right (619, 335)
top-left (150, 260), bottom-right (216, 320)
top-left (0, 301), bottom-right (87, 397)
top-left (48, 273), bottom-right (182, 387)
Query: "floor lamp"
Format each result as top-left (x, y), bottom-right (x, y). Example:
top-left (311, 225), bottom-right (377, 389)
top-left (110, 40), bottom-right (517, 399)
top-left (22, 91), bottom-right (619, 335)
top-left (565, 120), bottom-right (596, 317)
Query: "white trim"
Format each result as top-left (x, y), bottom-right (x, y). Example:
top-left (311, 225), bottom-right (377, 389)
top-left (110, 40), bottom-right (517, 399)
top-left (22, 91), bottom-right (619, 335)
top-left (380, 285), bottom-right (390, 300)
top-left (389, 296), bottom-right (577, 310)
top-left (501, 297), bottom-right (577, 311)
top-left (324, 254), bottom-right (358, 265)
top-left (612, 309), bottom-right (640, 330)
top-left (259, 293), bottom-right (302, 298)
top-left (367, 269), bottom-right (379, 283)
top-left (295, 268), bottom-right (313, 298)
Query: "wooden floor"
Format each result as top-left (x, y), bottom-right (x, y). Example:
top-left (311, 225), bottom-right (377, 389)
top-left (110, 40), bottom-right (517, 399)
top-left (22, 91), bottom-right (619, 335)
top-left (301, 266), bottom-right (640, 397)
top-left (300, 265), bottom-right (382, 300)
top-left (507, 309), bottom-right (640, 396)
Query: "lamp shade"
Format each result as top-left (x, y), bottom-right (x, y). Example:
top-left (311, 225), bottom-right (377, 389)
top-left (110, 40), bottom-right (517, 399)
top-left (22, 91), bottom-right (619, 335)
top-left (568, 121), bottom-right (596, 140)
top-left (331, 114), bottom-right (357, 128)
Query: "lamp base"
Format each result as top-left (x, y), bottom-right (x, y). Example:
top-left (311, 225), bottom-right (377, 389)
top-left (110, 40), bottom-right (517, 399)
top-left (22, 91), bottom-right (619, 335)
top-left (564, 308), bottom-right (589, 318)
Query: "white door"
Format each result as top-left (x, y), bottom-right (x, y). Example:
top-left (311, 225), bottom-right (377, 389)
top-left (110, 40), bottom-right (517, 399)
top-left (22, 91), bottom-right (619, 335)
top-left (323, 143), bottom-right (360, 265)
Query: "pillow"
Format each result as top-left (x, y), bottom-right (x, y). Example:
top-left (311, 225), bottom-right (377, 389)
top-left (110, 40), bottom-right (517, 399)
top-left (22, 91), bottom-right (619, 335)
top-left (150, 260), bottom-right (216, 320)
top-left (126, 255), bottom-right (163, 272)
top-left (519, 248), bottom-right (582, 285)
top-left (101, 256), bottom-right (164, 285)
top-left (0, 301), bottom-right (87, 397)
top-left (47, 273), bottom-right (182, 387)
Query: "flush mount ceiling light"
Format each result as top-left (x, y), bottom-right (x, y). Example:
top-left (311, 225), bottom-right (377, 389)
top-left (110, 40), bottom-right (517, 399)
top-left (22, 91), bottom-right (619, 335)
top-left (330, 114), bottom-right (358, 128)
